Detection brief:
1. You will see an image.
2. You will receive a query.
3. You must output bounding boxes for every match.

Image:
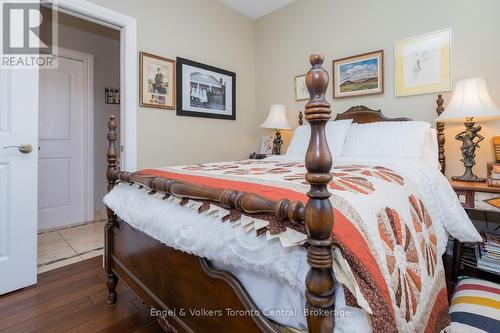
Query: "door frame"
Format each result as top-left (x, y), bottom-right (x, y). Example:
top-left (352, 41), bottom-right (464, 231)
top-left (53, 0), bottom-right (138, 172)
top-left (55, 47), bottom-right (95, 223)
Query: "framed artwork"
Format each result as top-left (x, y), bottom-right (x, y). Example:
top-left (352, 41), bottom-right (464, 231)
top-left (176, 57), bottom-right (236, 120)
top-left (332, 50), bottom-right (384, 98)
top-left (395, 28), bottom-right (452, 97)
top-left (139, 52), bottom-right (176, 109)
top-left (295, 74), bottom-right (308, 101)
top-left (105, 88), bottom-right (120, 104)
top-left (259, 135), bottom-right (273, 154)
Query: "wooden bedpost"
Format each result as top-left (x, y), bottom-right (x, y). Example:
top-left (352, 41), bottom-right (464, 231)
top-left (436, 94), bottom-right (446, 174)
top-left (304, 54), bottom-right (335, 333)
top-left (105, 115), bottom-right (119, 306)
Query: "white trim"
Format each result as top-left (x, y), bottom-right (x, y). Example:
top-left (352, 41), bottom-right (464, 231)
top-left (57, 47), bottom-right (95, 222)
top-left (53, 0), bottom-right (138, 172)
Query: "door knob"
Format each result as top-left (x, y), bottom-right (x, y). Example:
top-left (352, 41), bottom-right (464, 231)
top-left (3, 144), bottom-right (33, 154)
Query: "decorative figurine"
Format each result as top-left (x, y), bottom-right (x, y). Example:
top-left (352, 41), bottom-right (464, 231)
top-left (453, 119), bottom-right (485, 182)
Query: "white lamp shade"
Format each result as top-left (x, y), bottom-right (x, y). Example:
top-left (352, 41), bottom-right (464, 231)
top-left (436, 78), bottom-right (500, 122)
top-left (260, 105), bottom-right (292, 129)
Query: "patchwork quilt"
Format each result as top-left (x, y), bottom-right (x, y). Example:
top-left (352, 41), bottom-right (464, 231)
top-left (126, 159), bottom-right (450, 333)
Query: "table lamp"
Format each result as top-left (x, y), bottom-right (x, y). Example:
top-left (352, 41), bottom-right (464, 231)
top-left (436, 78), bottom-right (500, 182)
top-left (260, 105), bottom-right (292, 155)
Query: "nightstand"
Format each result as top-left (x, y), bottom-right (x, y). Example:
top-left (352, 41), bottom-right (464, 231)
top-left (448, 179), bottom-right (500, 285)
top-left (450, 179), bottom-right (500, 213)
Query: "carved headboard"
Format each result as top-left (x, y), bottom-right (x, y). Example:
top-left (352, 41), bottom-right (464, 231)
top-left (296, 97), bottom-right (446, 174)
top-left (334, 105), bottom-right (412, 123)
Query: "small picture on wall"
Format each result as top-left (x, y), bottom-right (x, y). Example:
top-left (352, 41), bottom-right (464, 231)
top-left (140, 52), bottom-right (176, 109)
top-left (105, 88), bottom-right (120, 104)
top-left (176, 57), bottom-right (236, 120)
top-left (332, 50), bottom-right (384, 98)
top-left (295, 74), bottom-right (308, 101)
top-left (395, 28), bottom-right (452, 96)
top-left (259, 135), bottom-right (273, 154)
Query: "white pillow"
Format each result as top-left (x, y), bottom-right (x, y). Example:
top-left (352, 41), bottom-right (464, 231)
top-left (422, 128), bottom-right (441, 170)
top-left (286, 119), bottom-right (353, 157)
top-left (342, 121), bottom-right (431, 159)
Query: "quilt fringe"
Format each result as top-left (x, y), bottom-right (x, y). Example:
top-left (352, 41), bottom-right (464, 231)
top-left (130, 182), bottom-right (308, 248)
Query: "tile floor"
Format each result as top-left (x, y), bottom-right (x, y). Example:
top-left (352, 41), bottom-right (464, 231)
top-left (37, 221), bottom-right (105, 274)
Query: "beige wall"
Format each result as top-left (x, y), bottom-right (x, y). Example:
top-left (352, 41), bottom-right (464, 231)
top-left (255, 0), bottom-right (500, 178)
top-left (89, 0), bottom-right (258, 168)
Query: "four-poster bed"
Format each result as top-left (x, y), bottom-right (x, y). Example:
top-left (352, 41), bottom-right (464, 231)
top-left (103, 55), bottom-right (460, 333)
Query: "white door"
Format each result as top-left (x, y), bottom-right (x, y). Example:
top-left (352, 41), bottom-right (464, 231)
top-left (38, 55), bottom-right (88, 230)
top-left (0, 68), bottom-right (39, 294)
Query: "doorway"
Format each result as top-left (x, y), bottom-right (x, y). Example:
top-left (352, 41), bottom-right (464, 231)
top-left (38, 48), bottom-right (94, 230)
top-left (37, 11), bottom-right (120, 273)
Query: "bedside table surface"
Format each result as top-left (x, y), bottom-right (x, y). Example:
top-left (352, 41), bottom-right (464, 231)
top-left (449, 179), bottom-right (500, 194)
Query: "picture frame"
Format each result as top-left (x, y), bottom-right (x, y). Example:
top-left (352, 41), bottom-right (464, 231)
top-left (332, 50), bottom-right (384, 98)
top-left (259, 135), bottom-right (273, 154)
top-left (295, 74), bottom-right (308, 101)
top-left (139, 52), bottom-right (176, 109)
top-left (105, 88), bottom-right (120, 104)
top-left (395, 28), bottom-right (452, 97)
top-left (176, 57), bottom-right (236, 120)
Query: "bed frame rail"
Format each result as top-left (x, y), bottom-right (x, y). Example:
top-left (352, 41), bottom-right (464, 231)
top-left (109, 169), bottom-right (306, 224)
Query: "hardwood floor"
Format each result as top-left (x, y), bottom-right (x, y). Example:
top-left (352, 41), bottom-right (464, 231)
top-left (0, 256), bottom-right (163, 333)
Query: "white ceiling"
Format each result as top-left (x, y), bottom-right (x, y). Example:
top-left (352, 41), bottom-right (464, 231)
top-left (219, 0), bottom-right (296, 19)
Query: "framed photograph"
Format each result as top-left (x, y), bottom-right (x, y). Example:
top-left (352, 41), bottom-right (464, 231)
top-left (395, 28), bottom-right (452, 97)
top-left (332, 50), bottom-right (384, 98)
top-left (176, 57), bottom-right (236, 120)
top-left (140, 52), bottom-right (176, 109)
top-left (105, 88), bottom-right (120, 104)
top-left (295, 74), bottom-right (308, 101)
top-left (259, 135), bottom-right (273, 154)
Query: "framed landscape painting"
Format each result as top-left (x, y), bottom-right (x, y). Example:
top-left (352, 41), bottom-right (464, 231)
top-left (176, 57), bottom-right (236, 120)
top-left (139, 52), bottom-right (176, 109)
top-left (395, 28), bottom-right (452, 97)
top-left (332, 50), bottom-right (384, 98)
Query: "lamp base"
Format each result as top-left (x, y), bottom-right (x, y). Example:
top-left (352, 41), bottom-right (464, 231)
top-left (272, 129), bottom-right (283, 155)
top-left (452, 119), bottom-right (486, 182)
top-left (452, 167), bottom-right (485, 182)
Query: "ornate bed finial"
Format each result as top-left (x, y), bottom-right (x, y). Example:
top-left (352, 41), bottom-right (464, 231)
top-left (436, 95), bottom-right (446, 174)
top-left (309, 54), bottom-right (324, 68)
top-left (306, 54), bottom-right (330, 111)
top-left (304, 54), bottom-right (335, 332)
top-left (436, 94), bottom-right (444, 115)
